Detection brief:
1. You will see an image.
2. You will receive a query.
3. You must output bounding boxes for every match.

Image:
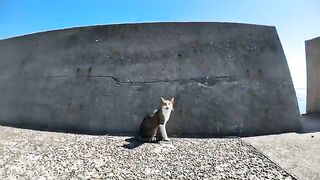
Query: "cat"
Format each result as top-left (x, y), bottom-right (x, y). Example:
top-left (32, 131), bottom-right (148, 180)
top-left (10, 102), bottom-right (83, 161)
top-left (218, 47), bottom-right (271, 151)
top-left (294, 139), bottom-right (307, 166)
top-left (137, 97), bottom-right (174, 142)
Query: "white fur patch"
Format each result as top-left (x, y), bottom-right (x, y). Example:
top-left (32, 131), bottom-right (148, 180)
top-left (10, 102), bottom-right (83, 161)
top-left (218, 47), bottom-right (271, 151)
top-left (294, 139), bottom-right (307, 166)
top-left (153, 109), bottom-right (158, 114)
top-left (161, 107), bottom-right (172, 123)
top-left (150, 109), bottom-right (158, 116)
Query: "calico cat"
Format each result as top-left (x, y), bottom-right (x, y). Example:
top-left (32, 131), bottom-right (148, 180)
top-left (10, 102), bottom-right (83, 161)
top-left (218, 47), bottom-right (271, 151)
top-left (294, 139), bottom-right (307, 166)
top-left (137, 97), bottom-right (174, 142)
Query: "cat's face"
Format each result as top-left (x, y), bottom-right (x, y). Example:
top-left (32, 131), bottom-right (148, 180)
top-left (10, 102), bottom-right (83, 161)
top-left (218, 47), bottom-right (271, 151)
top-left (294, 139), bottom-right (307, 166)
top-left (161, 97), bottom-right (174, 111)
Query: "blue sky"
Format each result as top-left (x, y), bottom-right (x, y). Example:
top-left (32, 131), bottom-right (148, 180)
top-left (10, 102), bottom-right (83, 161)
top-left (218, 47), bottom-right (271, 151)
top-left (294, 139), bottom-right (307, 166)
top-left (1, 0), bottom-right (320, 89)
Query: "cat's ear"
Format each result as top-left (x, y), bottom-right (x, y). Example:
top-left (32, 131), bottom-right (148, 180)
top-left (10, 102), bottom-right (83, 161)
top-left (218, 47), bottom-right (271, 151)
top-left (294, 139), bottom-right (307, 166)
top-left (170, 97), bottom-right (175, 104)
top-left (161, 97), bottom-right (165, 103)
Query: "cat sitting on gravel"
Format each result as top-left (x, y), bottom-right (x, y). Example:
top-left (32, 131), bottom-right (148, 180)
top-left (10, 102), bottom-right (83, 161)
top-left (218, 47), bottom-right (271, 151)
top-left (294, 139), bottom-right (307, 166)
top-left (137, 97), bottom-right (174, 143)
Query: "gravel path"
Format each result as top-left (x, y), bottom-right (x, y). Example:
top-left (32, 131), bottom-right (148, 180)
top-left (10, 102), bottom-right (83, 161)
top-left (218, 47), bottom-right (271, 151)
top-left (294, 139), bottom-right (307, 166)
top-left (0, 126), bottom-right (294, 179)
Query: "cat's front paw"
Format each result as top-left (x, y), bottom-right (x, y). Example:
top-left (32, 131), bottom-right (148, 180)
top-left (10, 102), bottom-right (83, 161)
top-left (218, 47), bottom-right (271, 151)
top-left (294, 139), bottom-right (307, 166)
top-left (163, 138), bottom-right (170, 141)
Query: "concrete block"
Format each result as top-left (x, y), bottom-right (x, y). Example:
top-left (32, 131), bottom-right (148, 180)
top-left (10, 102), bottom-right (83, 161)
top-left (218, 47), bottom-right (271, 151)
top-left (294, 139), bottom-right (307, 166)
top-left (0, 22), bottom-right (301, 136)
top-left (306, 37), bottom-right (320, 113)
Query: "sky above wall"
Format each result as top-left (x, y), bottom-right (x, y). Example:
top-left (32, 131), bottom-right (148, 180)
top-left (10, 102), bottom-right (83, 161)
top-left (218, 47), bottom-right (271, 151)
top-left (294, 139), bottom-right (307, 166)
top-left (1, 0), bottom-right (319, 89)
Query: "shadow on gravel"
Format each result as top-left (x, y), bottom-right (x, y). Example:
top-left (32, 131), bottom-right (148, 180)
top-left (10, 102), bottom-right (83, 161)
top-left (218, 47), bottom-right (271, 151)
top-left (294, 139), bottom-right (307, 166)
top-left (122, 137), bottom-right (144, 149)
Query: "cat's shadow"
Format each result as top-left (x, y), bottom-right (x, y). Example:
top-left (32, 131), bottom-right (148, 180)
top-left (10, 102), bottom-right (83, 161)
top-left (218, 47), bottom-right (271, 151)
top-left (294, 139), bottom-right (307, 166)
top-left (122, 137), bottom-right (144, 149)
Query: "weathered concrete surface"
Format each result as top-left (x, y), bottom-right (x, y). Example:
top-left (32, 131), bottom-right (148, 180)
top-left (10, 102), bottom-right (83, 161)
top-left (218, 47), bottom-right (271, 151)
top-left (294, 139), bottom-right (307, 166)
top-left (0, 22), bottom-right (301, 136)
top-left (306, 37), bottom-right (320, 113)
top-left (0, 125), bottom-right (296, 179)
top-left (243, 132), bottom-right (320, 180)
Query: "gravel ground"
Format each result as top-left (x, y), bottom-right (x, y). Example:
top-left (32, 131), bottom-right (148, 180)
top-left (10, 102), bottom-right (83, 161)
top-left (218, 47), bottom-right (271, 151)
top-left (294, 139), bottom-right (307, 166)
top-left (0, 126), bottom-right (294, 179)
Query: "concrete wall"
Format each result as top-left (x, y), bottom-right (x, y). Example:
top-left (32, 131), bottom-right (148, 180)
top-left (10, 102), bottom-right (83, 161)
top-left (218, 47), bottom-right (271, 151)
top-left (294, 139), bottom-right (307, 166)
top-left (306, 37), bottom-right (320, 114)
top-left (0, 22), bottom-right (301, 136)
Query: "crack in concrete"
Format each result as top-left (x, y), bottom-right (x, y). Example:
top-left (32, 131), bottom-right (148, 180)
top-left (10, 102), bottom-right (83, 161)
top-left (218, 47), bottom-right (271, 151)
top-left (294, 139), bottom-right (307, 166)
top-left (88, 75), bottom-right (121, 82)
top-left (90, 75), bottom-right (233, 86)
top-left (20, 75), bottom-right (233, 86)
